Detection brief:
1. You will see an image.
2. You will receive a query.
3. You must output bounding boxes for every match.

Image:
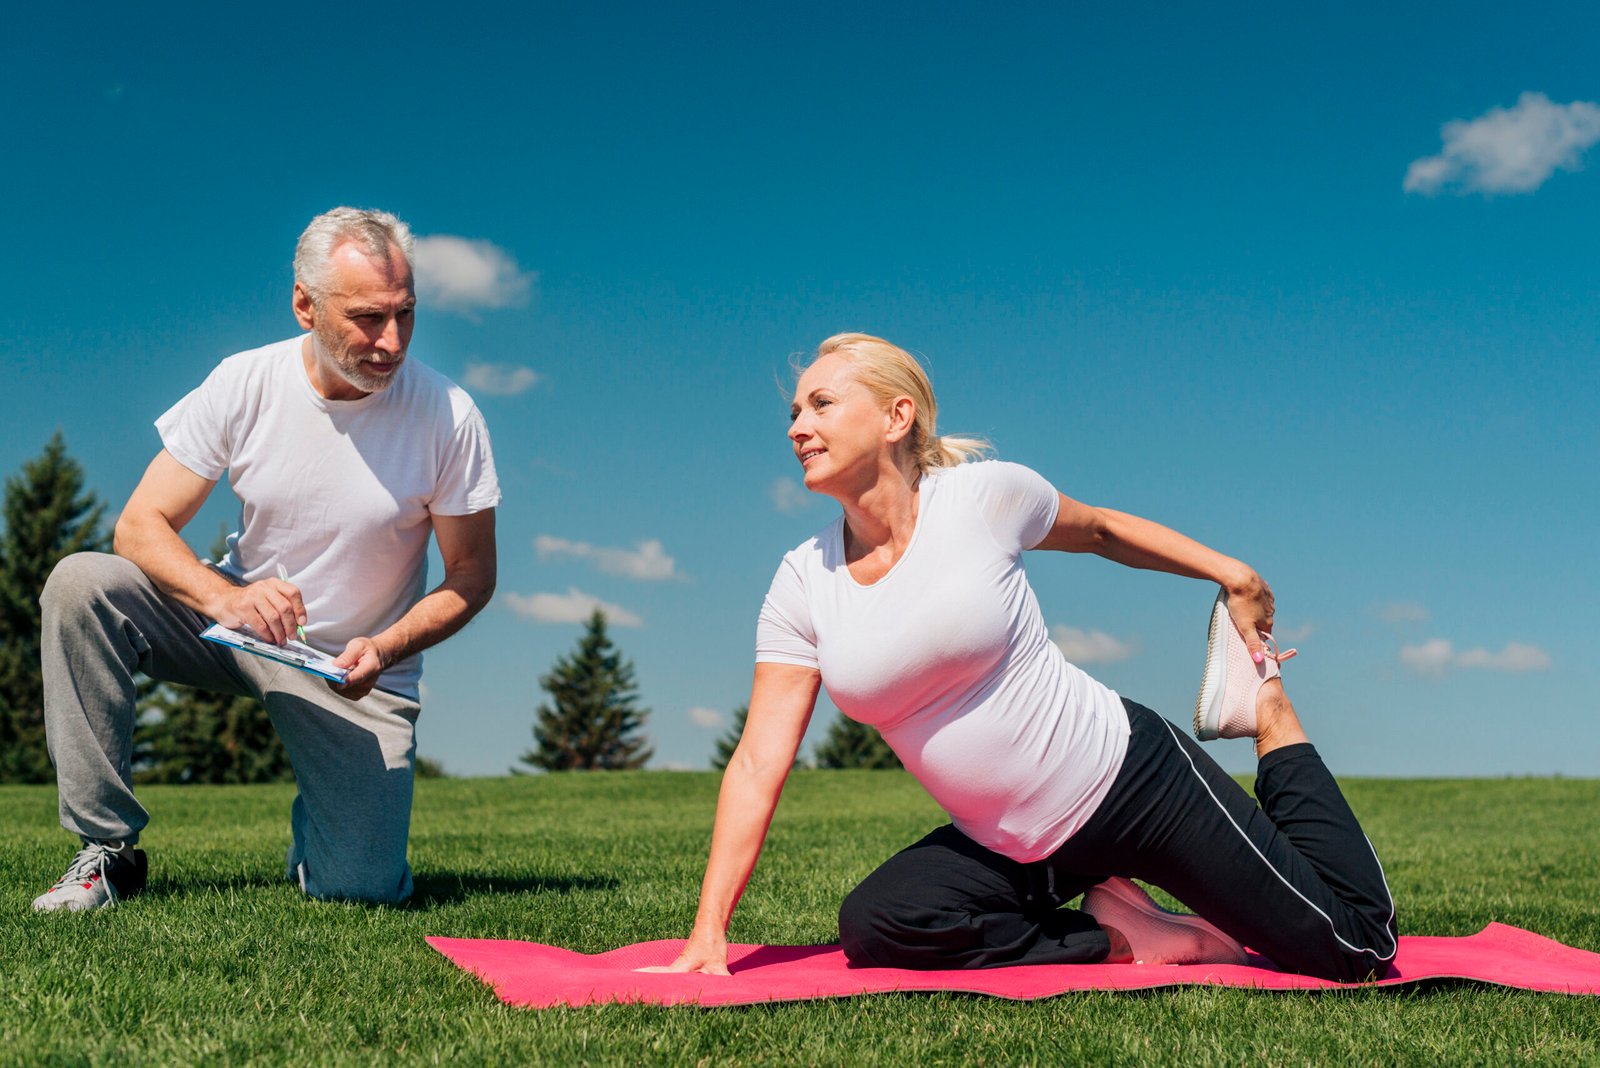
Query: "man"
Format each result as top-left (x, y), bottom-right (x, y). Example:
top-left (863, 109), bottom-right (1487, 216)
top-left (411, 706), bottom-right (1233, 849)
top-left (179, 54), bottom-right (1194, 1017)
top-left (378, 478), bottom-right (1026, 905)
top-left (33, 207), bottom-right (499, 910)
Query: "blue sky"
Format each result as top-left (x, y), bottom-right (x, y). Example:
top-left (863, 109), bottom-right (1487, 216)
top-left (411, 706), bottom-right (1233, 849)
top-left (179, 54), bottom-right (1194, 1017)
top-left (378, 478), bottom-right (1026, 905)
top-left (5, 2), bottom-right (1597, 776)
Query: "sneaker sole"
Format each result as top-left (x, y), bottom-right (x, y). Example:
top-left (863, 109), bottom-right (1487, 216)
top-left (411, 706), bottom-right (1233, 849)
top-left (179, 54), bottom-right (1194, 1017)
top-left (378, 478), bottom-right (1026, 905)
top-left (1194, 591), bottom-right (1229, 740)
top-left (31, 848), bottom-right (147, 912)
top-left (31, 881), bottom-right (122, 912)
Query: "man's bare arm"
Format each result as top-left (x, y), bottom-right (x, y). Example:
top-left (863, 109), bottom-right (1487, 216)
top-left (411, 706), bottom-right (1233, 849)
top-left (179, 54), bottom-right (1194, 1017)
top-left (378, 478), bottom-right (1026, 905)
top-left (330, 508), bottom-right (497, 699)
top-left (113, 450), bottom-right (306, 644)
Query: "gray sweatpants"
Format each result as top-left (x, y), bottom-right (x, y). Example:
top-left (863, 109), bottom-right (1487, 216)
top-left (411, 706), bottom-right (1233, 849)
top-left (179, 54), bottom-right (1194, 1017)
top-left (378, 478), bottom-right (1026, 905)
top-left (41, 552), bottom-right (420, 903)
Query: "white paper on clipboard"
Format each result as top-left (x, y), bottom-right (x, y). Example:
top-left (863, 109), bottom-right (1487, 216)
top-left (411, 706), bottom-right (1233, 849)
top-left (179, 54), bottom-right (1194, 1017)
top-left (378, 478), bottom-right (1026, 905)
top-left (199, 623), bottom-right (350, 683)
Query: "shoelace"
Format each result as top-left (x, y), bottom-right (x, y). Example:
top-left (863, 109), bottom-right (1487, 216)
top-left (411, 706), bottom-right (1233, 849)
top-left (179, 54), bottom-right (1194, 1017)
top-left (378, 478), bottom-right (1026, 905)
top-left (47, 842), bottom-right (123, 891)
top-left (1258, 632), bottom-right (1298, 665)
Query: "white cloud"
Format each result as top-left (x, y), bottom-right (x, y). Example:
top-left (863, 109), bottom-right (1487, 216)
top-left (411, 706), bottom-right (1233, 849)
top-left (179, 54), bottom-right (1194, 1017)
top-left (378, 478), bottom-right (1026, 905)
top-left (1377, 601), bottom-right (1429, 624)
top-left (1400, 638), bottom-right (1552, 677)
top-left (1399, 638), bottom-right (1456, 676)
top-left (769, 477), bottom-right (812, 514)
top-left (503, 587), bottom-right (643, 627)
top-left (413, 234), bottom-right (535, 315)
top-left (1404, 92), bottom-right (1600, 195)
top-left (463, 362), bottom-right (541, 396)
top-left (1456, 642), bottom-right (1552, 673)
top-left (688, 706), bottom-right (725, 729)
top-left (1051, 625), bottom-right (1136, 664)
top-left (535, 536), bottom-right (678, 581)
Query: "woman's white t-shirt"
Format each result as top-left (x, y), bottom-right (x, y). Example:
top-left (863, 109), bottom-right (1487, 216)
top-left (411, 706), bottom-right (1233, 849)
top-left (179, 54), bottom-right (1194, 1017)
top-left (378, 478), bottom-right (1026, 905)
top-left (756, 460), bottom-right (1131, 862)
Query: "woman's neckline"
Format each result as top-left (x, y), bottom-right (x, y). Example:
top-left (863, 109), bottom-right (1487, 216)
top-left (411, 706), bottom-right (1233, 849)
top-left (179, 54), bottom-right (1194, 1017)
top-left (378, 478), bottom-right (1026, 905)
top-left (839, 470), bottom-right (939, 589)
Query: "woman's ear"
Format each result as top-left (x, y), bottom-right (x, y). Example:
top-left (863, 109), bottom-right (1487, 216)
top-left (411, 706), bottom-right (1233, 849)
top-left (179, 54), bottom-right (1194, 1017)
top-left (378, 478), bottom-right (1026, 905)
top-left (884, 395), bottom-right (917, 444)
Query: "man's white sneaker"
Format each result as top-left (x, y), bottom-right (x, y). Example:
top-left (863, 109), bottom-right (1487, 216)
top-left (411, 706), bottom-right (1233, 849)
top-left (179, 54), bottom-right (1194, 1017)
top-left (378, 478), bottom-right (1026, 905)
top-left (1193, 588), bottom-right (1296, 741)
top-left (1081, 877), bottom-right (1248, 966)
top-left (31, 841), bottom-right (148, 912)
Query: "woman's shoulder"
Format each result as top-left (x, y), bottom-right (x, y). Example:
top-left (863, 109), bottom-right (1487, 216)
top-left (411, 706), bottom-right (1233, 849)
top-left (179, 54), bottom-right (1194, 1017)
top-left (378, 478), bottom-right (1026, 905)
top-left (782, 514), bottom-right (844, 563)
top-left (936, 458), bottom-right (1047, 493)
top-left (764, 515), bottom-right (843, 599)
top-left (938, 460), bottom-right (1060, 547)
top-left (965, 457), bottom-right (1041, 476)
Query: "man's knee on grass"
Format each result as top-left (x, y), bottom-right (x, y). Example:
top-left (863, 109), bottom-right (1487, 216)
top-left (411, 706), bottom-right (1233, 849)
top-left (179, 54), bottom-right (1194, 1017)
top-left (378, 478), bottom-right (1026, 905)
top-left (294, 860), bottom-right (413, 906)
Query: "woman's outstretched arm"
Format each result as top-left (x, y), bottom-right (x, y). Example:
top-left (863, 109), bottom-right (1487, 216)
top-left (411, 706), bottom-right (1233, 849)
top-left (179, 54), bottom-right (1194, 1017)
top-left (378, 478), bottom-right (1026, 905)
top-left (1036, 495), bottom-right (1278, 661)
top-left (642, 662), bottom-right (822, 975)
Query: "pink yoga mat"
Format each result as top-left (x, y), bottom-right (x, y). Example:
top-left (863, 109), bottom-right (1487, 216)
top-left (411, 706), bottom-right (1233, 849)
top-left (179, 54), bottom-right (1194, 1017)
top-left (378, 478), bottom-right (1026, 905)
top-left (427, 923), bottom-right (1600, 1008)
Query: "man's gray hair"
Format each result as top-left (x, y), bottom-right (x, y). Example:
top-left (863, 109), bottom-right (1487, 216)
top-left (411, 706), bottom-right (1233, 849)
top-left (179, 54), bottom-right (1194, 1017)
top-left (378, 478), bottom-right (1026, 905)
top-left (294, 207), bottom-right (416, 304)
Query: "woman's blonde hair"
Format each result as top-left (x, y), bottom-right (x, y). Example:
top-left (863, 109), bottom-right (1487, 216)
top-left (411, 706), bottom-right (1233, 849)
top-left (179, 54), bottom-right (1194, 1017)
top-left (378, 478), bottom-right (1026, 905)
top-left (808, 333), bottom-right (990, 472)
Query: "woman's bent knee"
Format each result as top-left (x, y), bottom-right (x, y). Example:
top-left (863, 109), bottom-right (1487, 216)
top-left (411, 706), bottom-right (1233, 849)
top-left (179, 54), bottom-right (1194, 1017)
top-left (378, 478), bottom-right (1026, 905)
top-left (1284, 913), bottom-right (1398, 982)
top-left (1329, 917), bottom-right (1399, 982)
top-left (838, 884), bottom-right (905, 966)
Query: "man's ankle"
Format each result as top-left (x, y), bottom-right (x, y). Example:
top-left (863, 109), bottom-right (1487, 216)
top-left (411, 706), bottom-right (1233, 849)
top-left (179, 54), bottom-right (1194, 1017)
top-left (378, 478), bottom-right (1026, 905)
top-left (82, 837), bottom-right (138, 855)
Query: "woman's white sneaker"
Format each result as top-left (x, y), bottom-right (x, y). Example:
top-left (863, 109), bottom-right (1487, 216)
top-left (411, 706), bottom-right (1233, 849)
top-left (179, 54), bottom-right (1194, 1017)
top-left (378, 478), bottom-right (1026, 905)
top-left (1081, 877), bottom-right (1247, 966)
top-left (1193, 588), bottom-right (1296, 741)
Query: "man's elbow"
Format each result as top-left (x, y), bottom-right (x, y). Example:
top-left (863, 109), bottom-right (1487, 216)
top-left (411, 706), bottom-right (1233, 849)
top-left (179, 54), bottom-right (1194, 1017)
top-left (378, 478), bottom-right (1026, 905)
top-left (469, 573), bottom-right (496, 616)
top-left (454, 565), bottom-right (496, 619)
top-left (110, 509), bottom-right (140, 559)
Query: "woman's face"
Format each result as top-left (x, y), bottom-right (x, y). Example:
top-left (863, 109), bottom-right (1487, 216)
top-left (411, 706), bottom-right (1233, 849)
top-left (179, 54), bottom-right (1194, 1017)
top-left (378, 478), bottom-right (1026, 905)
top-left (788, 354), bottom-right (893, 494)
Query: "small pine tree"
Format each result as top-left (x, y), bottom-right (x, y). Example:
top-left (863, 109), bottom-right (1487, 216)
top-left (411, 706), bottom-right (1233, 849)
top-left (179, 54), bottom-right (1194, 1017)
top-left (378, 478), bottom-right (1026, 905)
top-left (133, 686), bottom-right (294, 784)
top-left (710, 704), bottom-right (803, 771)
top-left (711, 705), bottom-right (749, 770)
top-left (520, 609), bottom-right (653, 771)
top-left (0, 433), bottom-right (109, 783)
top-left (813, 714), bottom-right (902, 770)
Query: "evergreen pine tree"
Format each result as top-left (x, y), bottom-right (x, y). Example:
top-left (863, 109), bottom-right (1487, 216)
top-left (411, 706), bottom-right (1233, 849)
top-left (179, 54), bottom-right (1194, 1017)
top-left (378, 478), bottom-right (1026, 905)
top-left (0, 433), bottom-right (108, 783)
top-left (133, 685), bottom-right (294, 784)
top-left (710, 704), bottom-right (803, 771)
top-left (711, 705), bottom-right (749, 770)
top-left (521, 609), bottom-right (653, 771)
top-left (813, 713), bottom-right (902, 769)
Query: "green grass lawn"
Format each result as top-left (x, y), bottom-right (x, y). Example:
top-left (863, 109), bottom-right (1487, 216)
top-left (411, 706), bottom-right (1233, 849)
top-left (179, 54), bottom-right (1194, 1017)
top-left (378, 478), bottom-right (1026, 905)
top-left (4, 770), bottom-right (1599, 1066)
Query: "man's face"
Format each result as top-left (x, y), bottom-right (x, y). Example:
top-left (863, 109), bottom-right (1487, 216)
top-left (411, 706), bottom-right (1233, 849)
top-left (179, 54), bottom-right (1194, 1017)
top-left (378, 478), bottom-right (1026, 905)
top-left (296, 241), bottom-right (416, 399)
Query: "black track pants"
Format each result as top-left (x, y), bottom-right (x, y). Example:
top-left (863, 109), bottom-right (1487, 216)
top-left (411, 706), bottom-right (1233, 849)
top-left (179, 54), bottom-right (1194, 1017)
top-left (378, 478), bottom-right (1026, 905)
top-left (838, 700), bottom-right (1398, 981)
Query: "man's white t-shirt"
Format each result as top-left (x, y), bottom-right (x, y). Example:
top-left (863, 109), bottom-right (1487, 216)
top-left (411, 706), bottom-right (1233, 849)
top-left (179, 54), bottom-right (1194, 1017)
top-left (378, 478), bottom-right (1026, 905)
top-left (756, 460), bottom-right (1131, 862)
top-left (155, 336), bottom-right (500, 699)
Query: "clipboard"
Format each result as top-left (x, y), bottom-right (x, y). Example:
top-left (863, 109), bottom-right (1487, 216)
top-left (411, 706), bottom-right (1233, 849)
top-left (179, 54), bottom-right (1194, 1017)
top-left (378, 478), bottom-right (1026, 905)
top-left (200, 623), bottom-right (351, 683)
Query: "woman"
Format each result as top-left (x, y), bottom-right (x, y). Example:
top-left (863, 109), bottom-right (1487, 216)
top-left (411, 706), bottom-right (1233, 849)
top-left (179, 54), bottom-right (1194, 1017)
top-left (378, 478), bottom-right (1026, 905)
top-left (653, 333), bottom-right (1396, 980)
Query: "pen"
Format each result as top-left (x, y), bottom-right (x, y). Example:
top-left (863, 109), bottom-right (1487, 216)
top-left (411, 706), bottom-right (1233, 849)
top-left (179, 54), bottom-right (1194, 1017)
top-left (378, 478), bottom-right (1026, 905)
top-left (275, 564), bottom-right (308, 642)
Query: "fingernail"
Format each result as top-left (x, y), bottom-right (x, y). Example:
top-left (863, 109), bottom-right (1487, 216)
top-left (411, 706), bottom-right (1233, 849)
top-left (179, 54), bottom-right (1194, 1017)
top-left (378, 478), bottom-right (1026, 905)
top-left (1252, 651), bottom-right (1264, 664)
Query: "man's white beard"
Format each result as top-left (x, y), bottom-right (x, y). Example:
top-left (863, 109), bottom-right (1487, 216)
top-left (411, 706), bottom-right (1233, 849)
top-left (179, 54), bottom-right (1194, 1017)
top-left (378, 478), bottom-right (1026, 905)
top-left (314, 326), bottom-right (403, 394)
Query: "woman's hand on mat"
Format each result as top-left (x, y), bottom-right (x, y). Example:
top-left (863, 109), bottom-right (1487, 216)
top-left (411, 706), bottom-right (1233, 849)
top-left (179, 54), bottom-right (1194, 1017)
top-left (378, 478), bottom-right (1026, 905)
top-left (638, 933), bottom-right (730, 976)
top-left (1225, 571), bottom-right (1276, 663)
top-left (212, 579), bottom-right (307, 647)
top-left (330, 637), bottom-right (386, 700)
